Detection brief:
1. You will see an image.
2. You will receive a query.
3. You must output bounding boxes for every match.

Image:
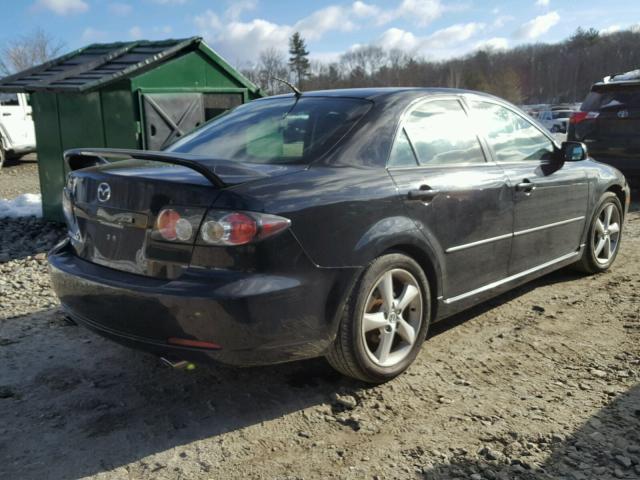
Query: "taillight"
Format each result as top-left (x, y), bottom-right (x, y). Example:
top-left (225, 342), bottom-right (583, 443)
top-left (199, 210), bottom-right (291, 246)
top-left (152, 207), bottom-right (204, 243)
top-left (570, 111), bottom-right (599, 124)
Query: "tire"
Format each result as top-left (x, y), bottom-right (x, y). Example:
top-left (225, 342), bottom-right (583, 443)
top-left (573, 192), bottom-right (623, 274)
top-left (0, 141), bottom-right (5, 169)
top-left (326, 253), bottom-right (431, 383)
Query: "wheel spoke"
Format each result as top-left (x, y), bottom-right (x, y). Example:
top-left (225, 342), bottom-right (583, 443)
top-left (379, 271), bottom-right (395, 312)
top-left (608, 222), bottom-right (620, 235)
top-left (595, 219), bottom-right (605, 235)
top-left (375, 329), bottom-right (395, 364)
top-left (396, 284), bottom-right (419, 312)
top-left (603, 236), bottom-right (612, 259)
top-left (396, 317), bottom-right (416, 345)
top-left (363, 312), bottom-right (388, 332)
top-left (604, 204), bottom-right (613, 228)
top-left (594, 237), bottom-right (606, 256)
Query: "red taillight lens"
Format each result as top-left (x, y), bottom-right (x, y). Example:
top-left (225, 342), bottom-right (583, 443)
top-left (570, 111), bottom-right (598, 124)
top-left (199, 210), bottom-right (291, 246)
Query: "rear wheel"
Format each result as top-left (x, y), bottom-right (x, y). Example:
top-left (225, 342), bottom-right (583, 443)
top-left (326, 253), bottom-right (430, 383)
top-left (574, 192), bottom-right (623, 273)
top-left (0, 140), bottom-right (6, 169)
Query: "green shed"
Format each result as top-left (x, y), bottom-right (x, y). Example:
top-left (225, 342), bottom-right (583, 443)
top-left (0, 37), bottom-right (262, 221)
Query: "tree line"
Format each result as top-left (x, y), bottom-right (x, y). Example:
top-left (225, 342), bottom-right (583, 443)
top-left (243, 27), bottom-right (640, 105)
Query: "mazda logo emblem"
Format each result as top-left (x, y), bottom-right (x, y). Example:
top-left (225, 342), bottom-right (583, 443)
top-left (617, 109), bottom-right (629, 118)
top-left (97, 182), bottom-right (111, 202)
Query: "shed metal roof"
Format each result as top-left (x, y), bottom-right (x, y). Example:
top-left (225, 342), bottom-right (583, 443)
top-left (0, 37), bottom-right (260, 94)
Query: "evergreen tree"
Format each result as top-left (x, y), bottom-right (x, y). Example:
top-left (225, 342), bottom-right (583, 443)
top-left (288, 32), bottom-right (310, 87)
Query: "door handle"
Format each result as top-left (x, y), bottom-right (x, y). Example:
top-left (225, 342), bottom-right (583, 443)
top-left (2, 113), bottom-right (10, 116)
top-left (515, 179), bottom-right (536, 193)
top-left (408, 185), bottom-right (440, 202)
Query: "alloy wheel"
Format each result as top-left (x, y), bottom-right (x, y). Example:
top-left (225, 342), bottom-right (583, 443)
top-left (593, 203), bottom-right (621, 264)
top-left (361, 268), bottom-right (422, 368)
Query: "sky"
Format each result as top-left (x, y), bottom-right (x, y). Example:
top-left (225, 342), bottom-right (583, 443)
top-left (2, 0), bottom-right (640, 68)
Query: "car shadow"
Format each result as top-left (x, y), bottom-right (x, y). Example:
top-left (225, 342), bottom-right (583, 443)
top-left (419, 383), bottom-right (640, 479)
top-left (428, 266), bottom-right (586, 340)
top-left (0, 307), bottom-right (359, 479)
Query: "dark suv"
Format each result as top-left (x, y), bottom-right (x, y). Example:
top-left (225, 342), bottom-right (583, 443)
top-left (568, 70), bottom-right (640, 179)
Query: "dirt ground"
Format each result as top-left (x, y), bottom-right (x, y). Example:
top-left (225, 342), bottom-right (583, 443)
top-left (0, 161), bottom-right (639, 480)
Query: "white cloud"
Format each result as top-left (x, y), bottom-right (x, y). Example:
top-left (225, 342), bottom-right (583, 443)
top-left (34, 0), bottom-right (88, 15)
top-left (81, 27), bottom-right (108, 42)
top-left (492, 15), bottom-right (514, 29)
top-left (535, 0), bottom-right (550, 6)
top-left (129, 26), bottom-right (143, 39)
top-left (378, 28), bottom-right (420, 51)
top-left (352, 1), bottom-right (380, 18)
top-left (152, 0), bottom-right (188, 4)
top-left (108, 2), bottom-right (132, 16)
top-left (376, 22), bottom-right (484, 58)
top-left (397, 0), bottom-right (444, 26)
top-left (475, 37), bottom-right (509, 50)
top-left (153, 25), bottom-right (173, 35)
top-left (295, 5), bottom-right (356, 41)
top-left (513, 11), bottom-right (560, 39)
top-left (225, 0), bottom-right (257, 21)
top-left (600, 25), bottom-right (621, 35)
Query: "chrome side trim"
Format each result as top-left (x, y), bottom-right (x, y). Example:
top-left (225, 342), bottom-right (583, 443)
top-left (514, 216), bottom-right (585, 237)
top-left (445, 216), bottom-right (585, 253)
top-left (445, 233), bottom-right (512, 253)
top-left (443, 251), bottom-right (580, 304)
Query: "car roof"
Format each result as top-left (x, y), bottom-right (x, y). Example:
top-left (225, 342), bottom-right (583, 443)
top-left (260, 87), bottom-right (499, 102)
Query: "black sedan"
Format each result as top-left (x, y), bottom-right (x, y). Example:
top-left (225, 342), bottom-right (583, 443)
top-left (49, 88), bottom-right (630, 383)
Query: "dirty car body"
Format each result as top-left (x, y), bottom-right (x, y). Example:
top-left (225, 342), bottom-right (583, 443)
top-left (49, 88), bottom-right (630, 369)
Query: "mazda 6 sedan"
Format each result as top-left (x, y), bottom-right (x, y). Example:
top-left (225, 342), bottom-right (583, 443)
top-left (49, 88), bottom-right (630, 383)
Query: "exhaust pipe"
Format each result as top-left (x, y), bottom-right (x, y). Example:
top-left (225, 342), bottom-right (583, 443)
top-left (160, 357), bottom-right (196, 370)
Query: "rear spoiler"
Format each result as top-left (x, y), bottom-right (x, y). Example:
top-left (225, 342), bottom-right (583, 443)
top-left (63, 148), bottom-right (226, 188)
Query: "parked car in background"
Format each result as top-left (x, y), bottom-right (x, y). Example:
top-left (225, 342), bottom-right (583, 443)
top-left (568, 70), bottom-right (640, 179)
top-left (538, 108), bottom-right (575, 133)
top-left (0, 93), bottom-right (36, 168)
top-left (49, 88), bottom-right (629, 383)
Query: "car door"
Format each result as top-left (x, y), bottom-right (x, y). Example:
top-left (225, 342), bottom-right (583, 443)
top-left (467, 98), bottom-right (589, 275)
top-left (0, 93), bottom-right (34, 149)
top-left (386, 97), bottom-right (514, 301)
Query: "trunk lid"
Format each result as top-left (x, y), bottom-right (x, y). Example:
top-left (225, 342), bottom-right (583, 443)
top-left (64, 150), bottom-right (303, 278)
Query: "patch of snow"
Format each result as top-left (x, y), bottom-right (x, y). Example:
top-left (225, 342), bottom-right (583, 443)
top-left (0, 193), bottom-right (42, 218)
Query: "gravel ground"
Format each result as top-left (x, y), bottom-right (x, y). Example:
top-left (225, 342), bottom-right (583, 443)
top-left (0, 154), bottom-right (40, 198)
top-left (0, 163), bottom-right (639, 480)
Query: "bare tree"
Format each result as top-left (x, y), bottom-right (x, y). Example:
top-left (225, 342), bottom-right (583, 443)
top-left (257, 48), bottom-right (289, 95)
top-left (0, 28), bottom-right (65, 76)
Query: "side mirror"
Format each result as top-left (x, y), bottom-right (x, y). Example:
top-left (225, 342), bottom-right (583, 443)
top-left (561, 141), bottom-right (588, 162)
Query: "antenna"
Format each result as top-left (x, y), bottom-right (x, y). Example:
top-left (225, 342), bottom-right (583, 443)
top-left (273, 77), bottom-right (302, 97)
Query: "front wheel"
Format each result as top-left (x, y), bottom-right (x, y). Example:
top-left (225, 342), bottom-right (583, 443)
top-left (574, 192), bottom-right (623, 273)
top-left (326, 253), bottom-right (430, 383)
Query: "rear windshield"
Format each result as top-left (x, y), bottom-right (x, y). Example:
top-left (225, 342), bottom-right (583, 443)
top-left (552, 111), bottom-right (572, 119)
top-left (167, 96), bottom-right (371, 164)
top-left (582, 86), bottom-right (640, 111)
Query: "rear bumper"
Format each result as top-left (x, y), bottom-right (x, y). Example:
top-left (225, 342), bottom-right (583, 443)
top-left (48, 240), bottom-right (358, 366)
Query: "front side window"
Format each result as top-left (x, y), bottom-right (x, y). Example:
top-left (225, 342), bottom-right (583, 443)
top-left (471, 101), bottom-right (554, 163)
top-left (168, 97), bottom-right (371, 165)
top-left (403, 99), bottom-right (486, 166)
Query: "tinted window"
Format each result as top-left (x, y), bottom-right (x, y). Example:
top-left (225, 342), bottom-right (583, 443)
top-left (403, 99), bottom-right (485, 166)
top-left (471, 101), bottom-right (554, 163)
top-left (0, 93), bottom-right (19, 106)
top-left (582, 86), bottom-right (640, 111)
top-left (388, 129), bottom-right (418, 167)
top-left (169, 97), bottom-right (371, 165)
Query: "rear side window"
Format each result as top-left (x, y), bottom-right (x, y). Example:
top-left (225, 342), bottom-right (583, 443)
top-left (0, 93), bottom-right (19, 106)
top-left (168, 97), bottom-right (371, 165)
top-left (403, 99), bottom-right (485, 166)
top-left (471, 101), bottom-right (554, 163)
top-left (388, 129), bottom-right (418, 167)
top-left (582, 86), bottom-right (640, 111)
